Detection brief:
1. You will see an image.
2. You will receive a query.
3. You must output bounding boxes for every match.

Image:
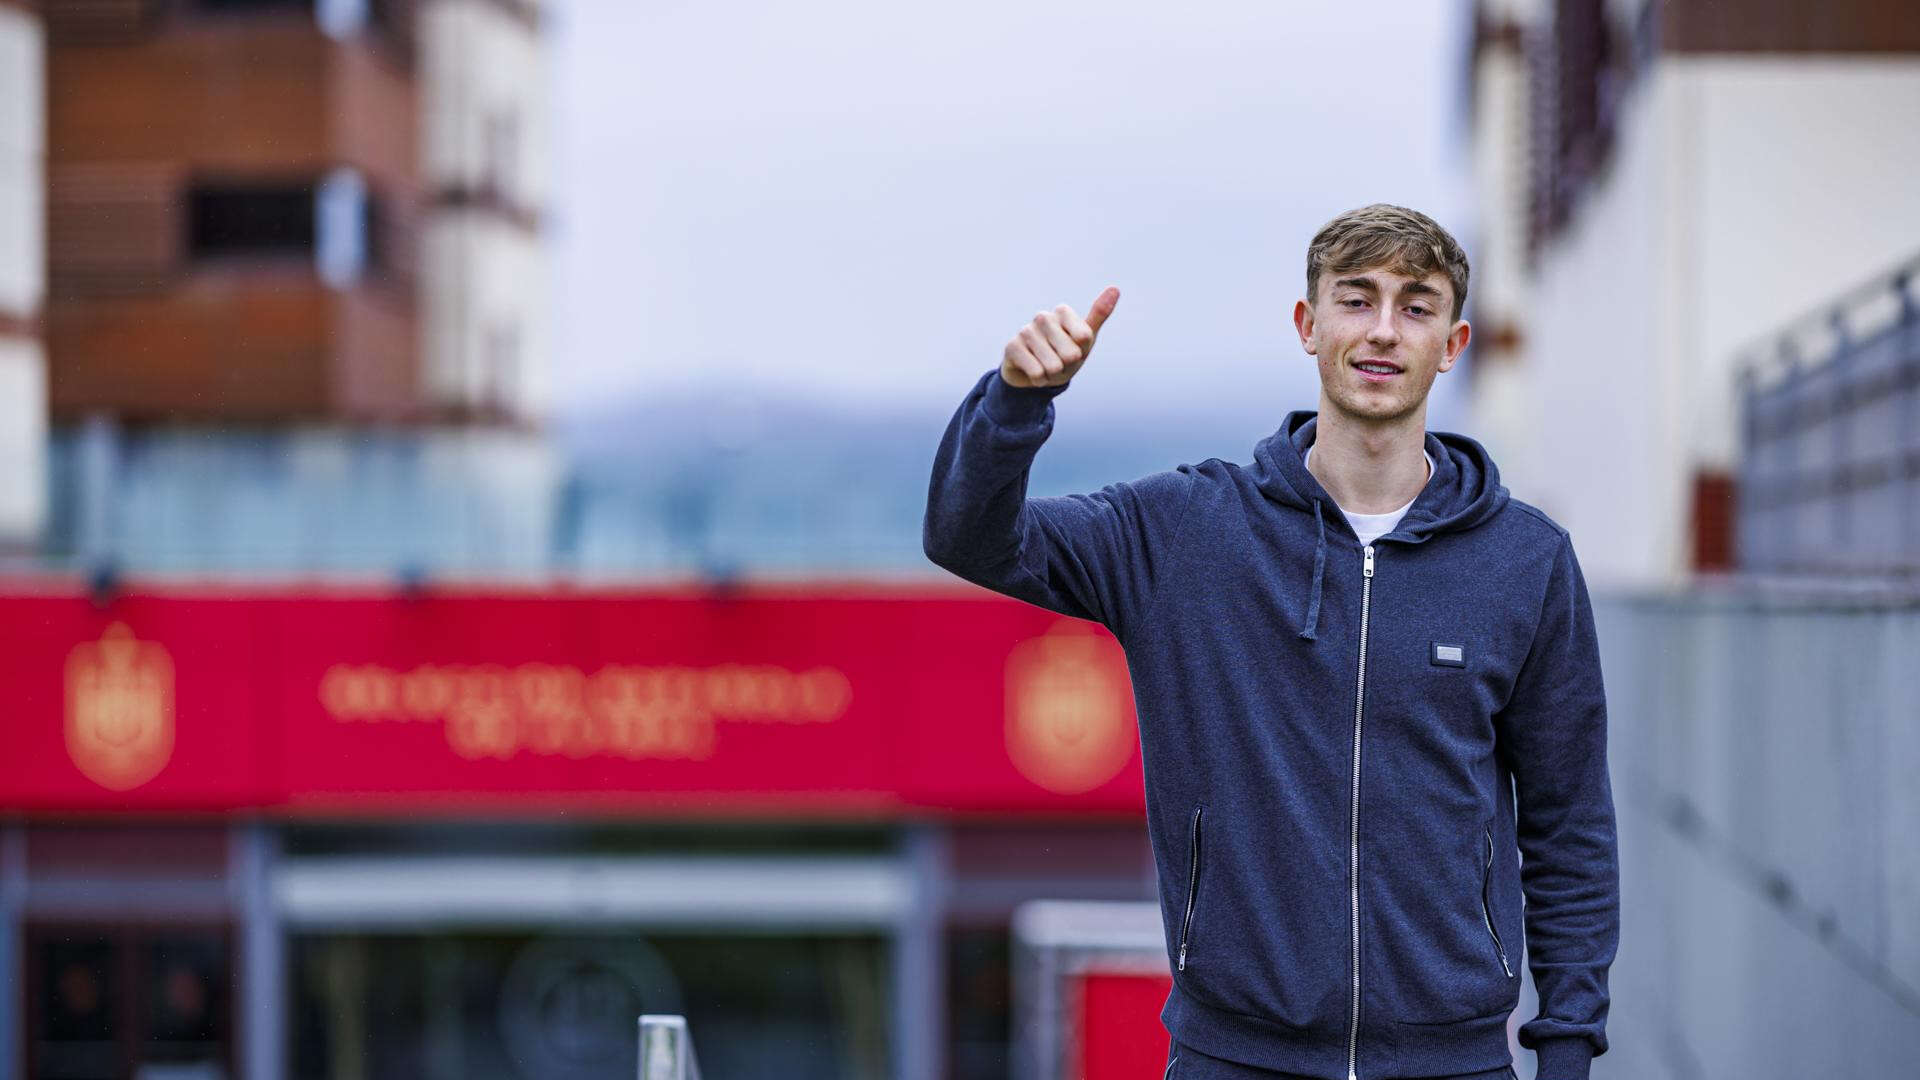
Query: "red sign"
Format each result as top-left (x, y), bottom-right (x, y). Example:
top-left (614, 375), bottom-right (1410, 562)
top-left (1078, 972), bottom-right (1176, 1080)
top-left (0, 583), bottom-right (1148, 817)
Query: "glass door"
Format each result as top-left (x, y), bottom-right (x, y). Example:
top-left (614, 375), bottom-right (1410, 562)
top-left (25, 923), bottom-right (232, 1080)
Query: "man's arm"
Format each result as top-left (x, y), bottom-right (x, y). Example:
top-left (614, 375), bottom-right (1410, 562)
top-left (1494, 532), bottom-right (1620, 1080)
top-left (922, 366), bottom-right (1195, 637)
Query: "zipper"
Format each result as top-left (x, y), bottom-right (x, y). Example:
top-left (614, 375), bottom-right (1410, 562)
top-left (1481, 823), bottom-right (1514, 978)
top-left (1178, 805), bottom-right (1203, 971)
top-left (1345, 543), bottom-right (1374, 1080)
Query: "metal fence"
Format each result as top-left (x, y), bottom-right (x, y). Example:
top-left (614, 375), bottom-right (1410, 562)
top-left (1738, 251), bottom-right (1920, 576)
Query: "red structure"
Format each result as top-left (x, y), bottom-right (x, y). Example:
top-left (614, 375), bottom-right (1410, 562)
top-left (3, 583), bottom-right (1149, 817)
top-left (2, 580), bottom-right (1166, 1080)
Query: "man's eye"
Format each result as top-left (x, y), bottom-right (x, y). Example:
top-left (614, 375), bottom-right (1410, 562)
top-left (1408, 306), bottom-right (1431, 316)
top-left (1341, 299), bottom-right (1365, 308)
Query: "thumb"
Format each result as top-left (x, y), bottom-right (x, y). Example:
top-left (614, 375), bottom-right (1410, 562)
top-left (1085, 286), bottom-right (1121, 335)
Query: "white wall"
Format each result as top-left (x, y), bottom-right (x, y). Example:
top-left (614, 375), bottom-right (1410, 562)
top-left (0, 7), bottom-right (41, 318)
top-left (418, 0), bottom-right (550, 423)
top-left (1469, 54), bottom-right (1920, 589)
top-left (1483, 61), bottom-right (1676, 589)
top-left (1461, 32), bottom-right (1538, 502)
top-left (1678, 57), bottom-right (1920, 467)
top-left (0, 6), bottom-right (44, 546)
top-left (421, 211), bottom-right (551, 418)
top-left (420, 0), bottom-right (549, 212)
top-left (0, 340), bottom-right (46, 544)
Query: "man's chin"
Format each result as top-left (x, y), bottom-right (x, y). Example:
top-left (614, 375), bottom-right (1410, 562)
top-left (1321, 394), bottom-right (1424, 428)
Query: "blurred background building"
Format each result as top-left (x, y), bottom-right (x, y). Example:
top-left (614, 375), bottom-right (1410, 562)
top-left (1463, 0), bottom-right (1920, 587)
top-left (1461, 3), bottom-right (1920, 1078)
top-left (33, 0), bottom-right (555, 577)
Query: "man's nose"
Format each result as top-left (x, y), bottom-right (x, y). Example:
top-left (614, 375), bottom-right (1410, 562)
top-left (1366, 307), bottom-right (1399, 345)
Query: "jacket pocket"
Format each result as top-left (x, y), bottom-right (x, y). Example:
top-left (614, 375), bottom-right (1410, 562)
top-left (1167, 798), bottom-right (1348, 1029)
top-left (1177, 805), bottom-right (1202, 971)
top-left (1480, 822), bottom-right (1514, 978)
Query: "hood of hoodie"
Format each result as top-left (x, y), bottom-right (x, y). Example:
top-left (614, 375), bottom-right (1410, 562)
top-left (1249, 409), bottom-right (1510, 639)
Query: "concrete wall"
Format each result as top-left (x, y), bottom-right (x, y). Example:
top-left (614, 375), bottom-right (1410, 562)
top-left (1567, 590), bottom-right (1920, 1079)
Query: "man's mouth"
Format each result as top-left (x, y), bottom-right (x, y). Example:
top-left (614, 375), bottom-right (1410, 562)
top-left (1353, 359), bottom-right (1403, 382)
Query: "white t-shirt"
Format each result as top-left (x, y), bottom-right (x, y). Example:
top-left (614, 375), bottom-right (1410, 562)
top-left (1303, 444), bottom-right (1434, 545)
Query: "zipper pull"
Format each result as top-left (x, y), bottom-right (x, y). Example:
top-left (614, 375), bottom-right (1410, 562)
top-left (1348, 1068), bottom-right (1359, 1080)
top-left (1178, 944), bottom-right (1188, 971)
top-left (1362, 544), bottom-right (1374, 578)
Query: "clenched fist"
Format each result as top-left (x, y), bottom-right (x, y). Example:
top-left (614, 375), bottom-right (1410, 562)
top-left (1000, 286), bottom-right (1120, 389)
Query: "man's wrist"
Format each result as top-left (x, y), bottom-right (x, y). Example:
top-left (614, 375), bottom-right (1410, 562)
top-left (1532, 1036), bottom-right (1595, 1080)
top-left (982, 368), bottom-right (1071, 428)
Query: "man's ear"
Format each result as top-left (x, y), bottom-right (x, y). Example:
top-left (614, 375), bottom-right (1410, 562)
top-left (1293, 298), bottom-right (1316, 355)
top-left (1438, 318), bottom-right (1471, 372)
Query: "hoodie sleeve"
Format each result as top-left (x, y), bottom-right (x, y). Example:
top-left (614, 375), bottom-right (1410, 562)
top-left (1495, 532), bottom-right (1620, 1080)
top-left (921, 367), bottom-right (1195, 640)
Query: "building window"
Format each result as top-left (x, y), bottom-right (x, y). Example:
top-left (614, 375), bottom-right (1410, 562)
top-left (196, 0), bottom-right (309, 11)
top-left (316, 168), bottom-right (374, 286)
top-left (187, 184), bottom-right (315, 259)
top-left (28, 924), bottom-right (234, 1080)
top-left (187, 174), bottom-right (384, 282)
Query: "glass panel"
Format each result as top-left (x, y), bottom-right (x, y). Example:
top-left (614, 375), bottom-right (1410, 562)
top-left (139, 933), bottom-right (230, 1077)
top-left (947, 926), bottom-right (1011, 1080)
top-left (35, 934), bottom-right (119, 1080)
top-left (290, 932), bottom-right (889, 1080)
top-left (187, 185), bottom-right (315, 258)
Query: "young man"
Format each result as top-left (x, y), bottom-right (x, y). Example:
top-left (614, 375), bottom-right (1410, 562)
top-left (922, 204), bottom-right (1617, 1080)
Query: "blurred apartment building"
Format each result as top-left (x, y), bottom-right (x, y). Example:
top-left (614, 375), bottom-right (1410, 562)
top-left (1461, 0), bottom-right (1920, 588)
top-left (16, 0), bottom-right (554, 576)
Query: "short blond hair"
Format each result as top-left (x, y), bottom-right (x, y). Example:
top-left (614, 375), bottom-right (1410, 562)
top-left (1306, 203), bottom-right (1470, 321)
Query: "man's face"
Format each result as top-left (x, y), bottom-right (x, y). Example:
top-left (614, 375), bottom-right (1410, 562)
top-left (1292, 265), bottom-right (1470, 426)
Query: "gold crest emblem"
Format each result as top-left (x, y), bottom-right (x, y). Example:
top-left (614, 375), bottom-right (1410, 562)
top-left (66, 623), bottom-right (175, 791)
top-left (1004, 621), bottom-right (1135, 794)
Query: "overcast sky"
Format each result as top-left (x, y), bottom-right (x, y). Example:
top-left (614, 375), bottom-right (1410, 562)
top-left (551, 0), bottom-right (1475, 427)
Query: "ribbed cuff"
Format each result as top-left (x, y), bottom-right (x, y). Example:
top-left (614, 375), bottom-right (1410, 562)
top-left (981, 368), bottom-right (1070, 429)
top-left (1532, 1037), bottom-right (1595, 1080)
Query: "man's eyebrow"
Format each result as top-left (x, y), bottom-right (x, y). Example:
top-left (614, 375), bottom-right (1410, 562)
top-left (1333, 276), bottom-right (1444, 302)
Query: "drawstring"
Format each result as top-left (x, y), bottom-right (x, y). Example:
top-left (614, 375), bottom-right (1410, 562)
top-left (1299, 498), bottom-right (1327, 640)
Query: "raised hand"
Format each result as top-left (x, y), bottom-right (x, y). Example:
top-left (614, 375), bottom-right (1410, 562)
top-left (1000, 286), bottom-right (1120, 388)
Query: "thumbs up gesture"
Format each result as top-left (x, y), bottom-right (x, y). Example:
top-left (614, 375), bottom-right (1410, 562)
top-left (1000, 286), bottom-right (1120, 389)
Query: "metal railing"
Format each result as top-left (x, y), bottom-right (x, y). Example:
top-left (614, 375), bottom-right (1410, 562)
top-left (1736, 250), bottom-right (1920, 576)
top-left (638, 1015), bottom-right (704, 1080)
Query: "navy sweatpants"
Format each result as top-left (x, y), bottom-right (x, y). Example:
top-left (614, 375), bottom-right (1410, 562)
top-left (1162, 1039), bottom-right (1517, 1080)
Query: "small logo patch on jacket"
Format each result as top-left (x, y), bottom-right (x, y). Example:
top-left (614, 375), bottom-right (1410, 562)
top-left (1431, 642), bottom-right (1466, 667)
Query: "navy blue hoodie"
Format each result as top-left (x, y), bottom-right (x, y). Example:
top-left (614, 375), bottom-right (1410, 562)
top-left (923, 369), bottom-right (1618, 1080)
